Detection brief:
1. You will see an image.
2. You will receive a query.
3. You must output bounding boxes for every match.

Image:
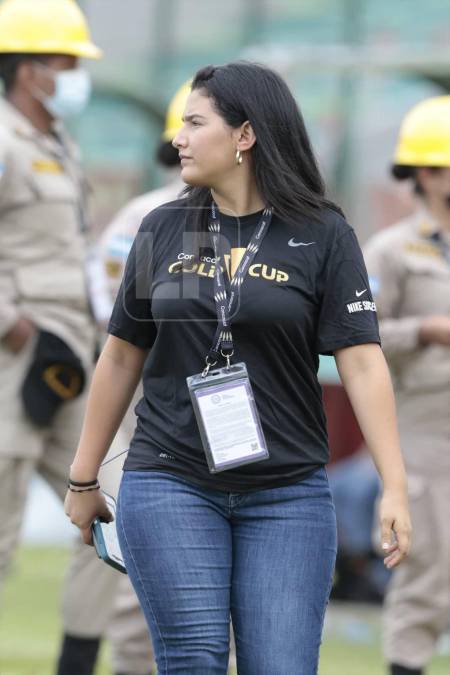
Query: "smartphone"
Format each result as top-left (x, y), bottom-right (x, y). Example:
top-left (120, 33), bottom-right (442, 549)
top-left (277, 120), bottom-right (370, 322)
top-left (91, 492), bottom-right (127, 574)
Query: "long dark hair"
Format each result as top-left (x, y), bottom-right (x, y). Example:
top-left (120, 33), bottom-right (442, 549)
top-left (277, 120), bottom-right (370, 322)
top-left (182, 61), bottom-right (342, 238)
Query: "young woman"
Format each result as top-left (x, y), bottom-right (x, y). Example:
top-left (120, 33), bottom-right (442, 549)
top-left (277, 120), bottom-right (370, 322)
top-left (65, 62), bottom-right (411, 675)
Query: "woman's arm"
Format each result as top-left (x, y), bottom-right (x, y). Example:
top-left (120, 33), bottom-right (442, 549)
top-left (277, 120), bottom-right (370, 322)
top-left (65, 334), bottom-right (148, 543)
top-left (334, 342), bottom-right (411, 568)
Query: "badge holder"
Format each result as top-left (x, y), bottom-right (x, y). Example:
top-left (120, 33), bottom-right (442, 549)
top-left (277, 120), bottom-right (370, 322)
top-left (187, 362), bottom-right (269, 473)
top-left (187, 203), bottom-right (273, 474)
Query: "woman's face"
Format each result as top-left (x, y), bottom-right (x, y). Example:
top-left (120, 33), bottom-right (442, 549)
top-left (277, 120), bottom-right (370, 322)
top-left (417, 166), bottom-right (450, 204)
top-left (173, 89), bottom-right (239, 188)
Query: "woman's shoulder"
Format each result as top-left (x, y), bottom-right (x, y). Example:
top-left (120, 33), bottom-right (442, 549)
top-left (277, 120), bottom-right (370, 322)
top-left (279, 206), bottom-right (351, 248)
top-left (318, 207), bottom-right (352, 241)
top-left (138, 196), bottom-right (189, 233)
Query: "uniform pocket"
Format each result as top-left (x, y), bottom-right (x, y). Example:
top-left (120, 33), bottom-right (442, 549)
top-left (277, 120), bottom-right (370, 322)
top-left (402, 255), bottom-right (450, 315)
top-left (15, 261), bottom-right (87, 304)
top-left (28, 167), bottom-right (78, 204)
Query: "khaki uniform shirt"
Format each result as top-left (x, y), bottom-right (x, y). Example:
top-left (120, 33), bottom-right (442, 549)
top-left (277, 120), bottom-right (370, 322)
top-left (0, 98), bottom-right (94, 364)
top-left (364, 209), bottom-right (450, 474)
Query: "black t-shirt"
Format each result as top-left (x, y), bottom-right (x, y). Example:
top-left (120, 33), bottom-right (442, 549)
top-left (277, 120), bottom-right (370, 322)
top-left (108, 198), bottom-right (380, 492)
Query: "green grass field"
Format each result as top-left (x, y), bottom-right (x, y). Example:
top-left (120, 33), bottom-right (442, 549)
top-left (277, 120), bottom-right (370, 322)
top-left (0, 547), bottom-right (109, 675)
top-left (0, 547), bottom-right (448, 675)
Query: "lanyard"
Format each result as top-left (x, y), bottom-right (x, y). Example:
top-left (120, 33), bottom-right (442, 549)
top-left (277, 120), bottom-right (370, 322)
top-left (203, 202), bottom-right (273, 376)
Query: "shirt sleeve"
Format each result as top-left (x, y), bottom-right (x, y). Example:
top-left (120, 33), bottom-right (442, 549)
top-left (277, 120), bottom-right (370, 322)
top-left (363, 234), bottom-right (421, 357)
top-left (316, 228), bottom-right (380, 355)
top-left (107, 226), bottom-right (157, 349)
top-left (0, 139), bottom-right (21, 338)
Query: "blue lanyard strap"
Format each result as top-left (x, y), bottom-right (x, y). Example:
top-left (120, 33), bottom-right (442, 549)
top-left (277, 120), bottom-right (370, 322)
top-left (203, 202), bottom-right (273, 375)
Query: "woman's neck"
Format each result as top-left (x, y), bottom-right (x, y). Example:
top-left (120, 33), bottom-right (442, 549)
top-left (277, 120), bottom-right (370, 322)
top-left (424, 195), bottom-right (450, 233)
top-left (211, 172), bottom-right (265, 217)
top-left (7, 90), bottom-right (53, 134)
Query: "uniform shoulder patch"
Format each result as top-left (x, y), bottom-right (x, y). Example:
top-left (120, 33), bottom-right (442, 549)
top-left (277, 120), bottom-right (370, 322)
top-left (404, 240), bottom-right (441, 258)
top-left (32, 159), bottom-right (64, 174)
top-left (105, 260), bottom-right (123, 278)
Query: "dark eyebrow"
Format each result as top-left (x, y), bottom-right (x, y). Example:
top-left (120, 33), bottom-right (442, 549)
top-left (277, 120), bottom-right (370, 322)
top-left (182, 113), bottom-right (206, 122)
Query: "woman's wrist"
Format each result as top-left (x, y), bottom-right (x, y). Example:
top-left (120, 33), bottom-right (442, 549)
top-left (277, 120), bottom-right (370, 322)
top-left (69, 461), bottom-right (99, 483)
top-left (68, 478), bottom-right (99, 487)
top-left (381, 477), bottom-right (408, 495)
top-left (67, 479), bottom-right (100, 493)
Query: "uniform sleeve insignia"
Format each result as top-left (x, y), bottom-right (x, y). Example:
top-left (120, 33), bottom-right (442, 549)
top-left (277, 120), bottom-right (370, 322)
top-left (32, 159), bottom-right (64, 174)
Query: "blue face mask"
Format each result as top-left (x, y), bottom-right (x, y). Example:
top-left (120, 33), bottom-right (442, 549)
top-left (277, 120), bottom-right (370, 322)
top-left (33, 66), bottom-right (92, 119)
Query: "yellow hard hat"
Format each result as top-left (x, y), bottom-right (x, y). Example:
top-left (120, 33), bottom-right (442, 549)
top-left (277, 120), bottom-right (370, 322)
top-left (162, 80), bottom-right (192, 142)
top-left (0, 0), bottom-right (102, 59)
top-left (393, 95), bottom-right (450, 168)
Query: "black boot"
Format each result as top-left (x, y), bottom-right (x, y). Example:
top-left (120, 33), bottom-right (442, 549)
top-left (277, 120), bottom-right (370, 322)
top-left (56, 633), bottom-right (101, 675)
top-left (390, 664), bottom-right (424, 675)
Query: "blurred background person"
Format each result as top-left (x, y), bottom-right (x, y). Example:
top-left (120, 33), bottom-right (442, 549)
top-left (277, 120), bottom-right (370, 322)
top-left (97, 80), bottom-right (187, 322)
top-left (93, 80), bottom-right (188, 675)
top-left (364, 95), bottom-right (450, 675)
top-left (0, 1), bottom-right (136, 673)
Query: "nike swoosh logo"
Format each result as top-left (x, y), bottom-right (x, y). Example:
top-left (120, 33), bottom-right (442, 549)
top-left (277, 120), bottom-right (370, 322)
top-left (356, 289), bottom-right (367, 297)
top-left (288, 239), bottom-right (316, 247)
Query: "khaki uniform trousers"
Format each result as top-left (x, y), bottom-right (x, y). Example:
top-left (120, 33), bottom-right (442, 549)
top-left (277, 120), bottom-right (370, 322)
top-left (0, 336), bottom-right (154, 673)
top-left (382, 391), bottom-right (450, 669)
top-left (0, 334), bottom-right (119, 638)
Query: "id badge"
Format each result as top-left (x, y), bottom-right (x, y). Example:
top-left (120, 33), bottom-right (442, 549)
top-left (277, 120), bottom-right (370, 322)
top-left (187, 362), bottom-right (269, 473)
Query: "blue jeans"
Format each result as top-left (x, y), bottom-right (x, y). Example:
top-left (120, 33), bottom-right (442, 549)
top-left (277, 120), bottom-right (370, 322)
top-left (117, 467), bottom-right (337, 675)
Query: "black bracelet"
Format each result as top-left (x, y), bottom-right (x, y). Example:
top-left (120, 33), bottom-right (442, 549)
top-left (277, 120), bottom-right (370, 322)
top-left (68, 485), bottom-right (100, 493)
top-left (68, 478), bottom-right (98, 488)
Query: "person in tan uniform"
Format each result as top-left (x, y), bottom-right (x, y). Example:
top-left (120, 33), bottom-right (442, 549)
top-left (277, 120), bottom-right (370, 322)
top-left (364, 96), bottom-right (450, 675)
top-left (0, 2), bottom-right (136, 674)
top-left (98, 82), bottom-right (187, 322)
top-left (91, 82), bottom-right (188, 675)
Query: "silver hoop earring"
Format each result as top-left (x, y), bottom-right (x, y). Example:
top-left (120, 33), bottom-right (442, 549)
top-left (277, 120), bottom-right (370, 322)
top-left (235, 149), bottom-right (243, 165)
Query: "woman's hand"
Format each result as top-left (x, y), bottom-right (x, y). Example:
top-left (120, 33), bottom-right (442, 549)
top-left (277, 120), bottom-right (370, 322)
top-left (378, 488), bottom-right (412, 568)
top-left (64, 489), bottom-right (113, 546)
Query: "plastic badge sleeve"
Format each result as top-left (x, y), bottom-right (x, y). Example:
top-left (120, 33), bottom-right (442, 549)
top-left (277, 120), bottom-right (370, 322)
top-left (187, 362), bottom-right (269, 473)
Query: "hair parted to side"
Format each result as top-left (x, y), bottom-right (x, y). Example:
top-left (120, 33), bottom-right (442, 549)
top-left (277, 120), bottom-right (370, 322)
top-left (182, 61), bottom-right (342, 239)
